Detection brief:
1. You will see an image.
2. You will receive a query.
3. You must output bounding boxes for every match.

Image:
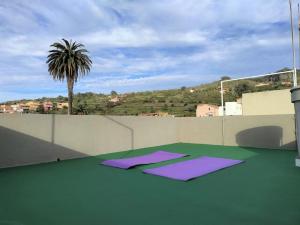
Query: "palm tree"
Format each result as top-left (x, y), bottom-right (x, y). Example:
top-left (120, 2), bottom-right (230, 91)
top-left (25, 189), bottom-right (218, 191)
top-left (47, 39), bottom-right (92, 115)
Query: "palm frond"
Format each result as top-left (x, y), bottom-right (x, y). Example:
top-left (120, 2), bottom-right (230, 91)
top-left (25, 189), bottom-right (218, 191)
top-left (46, 39), bottom-right (92, 82)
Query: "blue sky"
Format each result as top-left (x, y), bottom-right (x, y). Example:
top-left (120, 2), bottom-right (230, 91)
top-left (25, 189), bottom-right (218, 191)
top-left (0, 0), bottom-right (296, 101)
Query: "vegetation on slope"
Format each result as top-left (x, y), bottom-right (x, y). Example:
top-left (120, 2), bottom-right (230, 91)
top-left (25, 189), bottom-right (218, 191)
top-left (1, 68), bottom-right (296, 116)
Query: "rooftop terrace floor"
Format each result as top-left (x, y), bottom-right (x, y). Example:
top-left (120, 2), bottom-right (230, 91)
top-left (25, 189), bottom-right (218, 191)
top-left (0, 143), bottom-right (300, 225)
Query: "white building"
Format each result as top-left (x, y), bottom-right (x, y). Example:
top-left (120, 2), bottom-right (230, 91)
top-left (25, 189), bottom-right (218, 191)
top-left (218, 106), bottom-right (224, 116)
top-left (10, 104), bottom-right (23, 113)
top-left (109, 96), bottom-right (120, 103)
top-left (218, 102), bottom-right (242, 116)
top-left (225, 102), bottom-right (242, 116)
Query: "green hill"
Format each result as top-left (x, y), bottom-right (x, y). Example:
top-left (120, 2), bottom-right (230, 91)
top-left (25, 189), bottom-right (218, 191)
top-left (1, 68), bottom-right (296, 117)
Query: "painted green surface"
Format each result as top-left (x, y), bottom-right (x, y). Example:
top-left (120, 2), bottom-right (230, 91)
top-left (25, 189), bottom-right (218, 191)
top-left (0, 143), bottom-right (299, 225)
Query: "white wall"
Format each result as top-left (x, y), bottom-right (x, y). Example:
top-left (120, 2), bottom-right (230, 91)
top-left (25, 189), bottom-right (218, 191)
top-left (225, 102), bottom-right (242, 116)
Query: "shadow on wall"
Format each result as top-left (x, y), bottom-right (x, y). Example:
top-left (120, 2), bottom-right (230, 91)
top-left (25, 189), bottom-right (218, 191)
top-left (236, 126), bottom-right (296, 150)
top-left (0, 126), bottom-right (88, 169)
top-left (103, 115), bottom-right (134, 150)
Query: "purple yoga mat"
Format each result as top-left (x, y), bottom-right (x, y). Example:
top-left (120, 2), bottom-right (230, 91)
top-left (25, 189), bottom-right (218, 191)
top-left (143, 156), bottom-right (244, 181)
top-left (101, 151), bottom-right (187, 169)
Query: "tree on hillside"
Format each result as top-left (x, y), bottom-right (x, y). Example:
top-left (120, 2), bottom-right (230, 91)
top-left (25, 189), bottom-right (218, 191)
top-left (221, 76), bottom-right (231, 81)
top-left (276, 67), bottom-right (291, 72)
top-left (36, 104), bottom-right (45, 114)
top-left (75, 101), bottom-right (88, 115)
top-left (267, 74), bottom-right (280, 83)
top-left (111, 90), bottom-right (118, 96)
top-left (57, 95), bottom-right (68, 102)
top-left (234, 82), bottom-right (254, 97)
top-left (47, 39), bottom-right (92, 115)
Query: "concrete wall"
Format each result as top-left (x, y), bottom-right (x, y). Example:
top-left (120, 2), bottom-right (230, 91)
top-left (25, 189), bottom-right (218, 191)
top-left (54, 115), bottom-right (178, 155)
top-left (177, 117), bottom-right (223, 145)
top-left (0, 114), bottom-right (88, 168)
top-left (0, 114), bottom-right (177, 168)
top-left (242, 89), bottom-right (294, 115)
top-left (196, 104), bottom-right (219, 117)
top-left (177, 115), bottom-right (296, 150)
top-left (223, 115), bottom-right (296, 149)
top-left (0, 113), bottom-right (296, 168)
top-left (0, 114), bottom-right (53, 142)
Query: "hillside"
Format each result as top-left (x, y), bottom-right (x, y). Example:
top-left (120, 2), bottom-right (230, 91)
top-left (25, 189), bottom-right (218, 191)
top-left (1, 68), bottom-right (296, 117)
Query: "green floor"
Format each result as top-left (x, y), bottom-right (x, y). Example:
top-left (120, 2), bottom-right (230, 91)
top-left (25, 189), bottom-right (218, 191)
top-left (0, 143), bottom-right (300, 225)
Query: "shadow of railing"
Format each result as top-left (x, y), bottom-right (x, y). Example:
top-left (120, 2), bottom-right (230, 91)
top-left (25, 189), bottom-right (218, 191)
top-left (102, 116), bottom-right (135, 158)
top-left (103, 115), bottom-right (134, 149)
top-left (236, 126), bottom-right (296, 150)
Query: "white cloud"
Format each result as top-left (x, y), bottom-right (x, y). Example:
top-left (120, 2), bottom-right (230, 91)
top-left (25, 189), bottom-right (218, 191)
top-left (84, 74), bottom-right (189, 88)
top-left (78, 27), bottom-right (208, 48)
top-left (0, 0), bottom-right (295, 101)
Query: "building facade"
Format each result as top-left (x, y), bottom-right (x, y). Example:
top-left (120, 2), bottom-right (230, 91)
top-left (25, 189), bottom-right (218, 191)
top-left (43, 102), bottom-right (53, 112)
top-left (0, 105), bottom-right (13, 113)
top-left (196, 104), bottom-right (219, 117)
top-left (242, 89), bottom-right (294, 115)
top-left (25, 101), bottom-right (40, 111)
top-left (57, 102), bottom-right (69, 109)
top-left (224, 102), bottom-right (242, 116)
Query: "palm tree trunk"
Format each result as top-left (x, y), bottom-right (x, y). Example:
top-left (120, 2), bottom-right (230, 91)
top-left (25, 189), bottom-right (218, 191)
top-left (67, 78), bottom-right (74, 115)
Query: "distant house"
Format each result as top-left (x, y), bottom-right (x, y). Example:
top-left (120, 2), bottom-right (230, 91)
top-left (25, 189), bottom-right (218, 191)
top-left (20, 103), bottom-right (30, 113)
top-left (10, 104), bottom-right (23, 113)
top-left (224, 102), bottom-right (242, 116)
top-left (109, 96), bottom-right (120, 103)
top-left (218, 87), bottom-right (230, 93)
top-left (0, 105), bottom-right (5, 113)
top-left (196, 104), bottom-right (219, 117)
top-left (43, 101), bottom-right (53, 111)
top-left (139, 111), bottom-right (171, 117)
top-left (0, 105), bottom-right (13, 113)
top-left (25, 101), bottom-right (40, 111)
top-left (255, 83), bottom-right (270, 87)
top-left (57, 102), bottom-right (69, 109)
top-left (281, 81), bottom-right (292, 86)
top-left (218, 106), bottom-right (224, 116)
